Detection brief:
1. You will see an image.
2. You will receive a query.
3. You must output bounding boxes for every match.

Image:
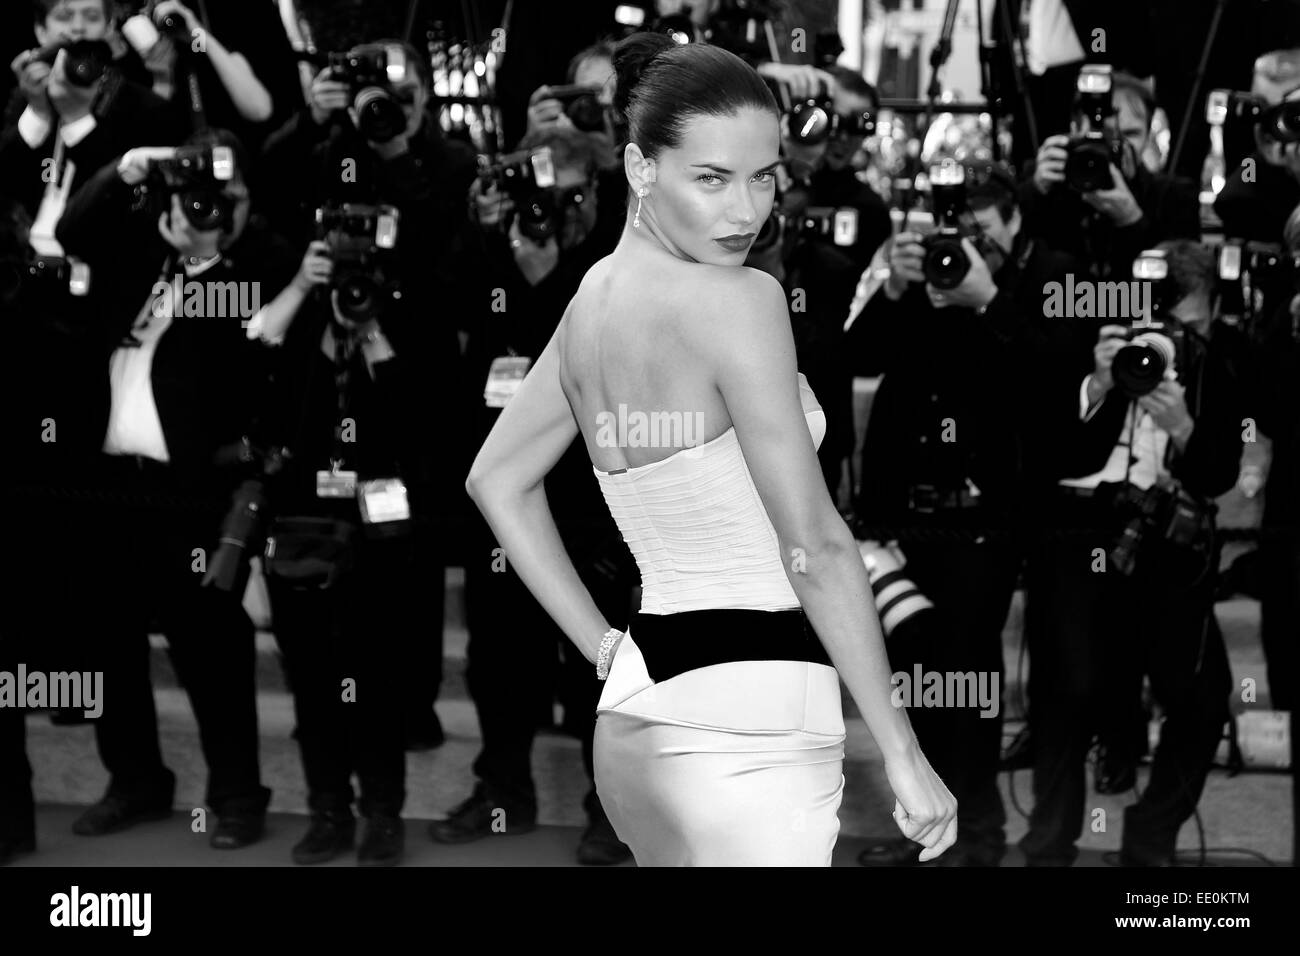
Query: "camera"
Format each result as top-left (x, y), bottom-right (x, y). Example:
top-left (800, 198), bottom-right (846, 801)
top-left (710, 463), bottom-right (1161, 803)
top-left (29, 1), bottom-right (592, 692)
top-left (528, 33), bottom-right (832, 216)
top-left (1065, 65), bottom-right (1124, 192)
top-left (920, 160), bottom-right (1003, 290)
top-left (315, 203), bottom-right (401, 323)
top-left (546, 83), bottom-right (607, 133)
top-left (478, 147), bottom-right (581, 242)
top-left (327, 43), bottom-right (413, 143)
top-left (1109, 249), bottom-right (1184, 398)
top-left (139, 145), bottom-right (237, 232)
top-left (29, 38), bottom-right (112, 87)
top-left (1217, 239), bottom-right (1300, 327)
top-left (0, 252), bottom-right (91, 308)
top-left (1206, 88), bottom-right (1300, 146)
top-left (787, 92), bottom-right (875, 146)
top-left (1109, 480), bottom-right (1214, 578)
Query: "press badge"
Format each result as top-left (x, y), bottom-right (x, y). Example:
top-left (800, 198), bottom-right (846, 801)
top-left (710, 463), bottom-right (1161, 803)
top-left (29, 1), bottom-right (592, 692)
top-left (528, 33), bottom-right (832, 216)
top-left (316, 464), bottom-right (358, 498)
top-left (484, 355), bottom-right (532, 408)
top-left (358, 478), bottom-right (410, 524)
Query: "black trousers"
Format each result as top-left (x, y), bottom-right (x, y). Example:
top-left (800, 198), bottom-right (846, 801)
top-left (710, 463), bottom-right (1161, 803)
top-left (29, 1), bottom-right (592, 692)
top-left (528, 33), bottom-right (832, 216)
top-left (462, 522), bottom-right (635, 815)
top-left (269, 526), bottom-right (439, 819)
top-left (1021, 490), bottom-right (1232, 865)
top-left (76, 455), bottom-right (270, 816)
top-left (887, 528), bottom-right (1019, 854)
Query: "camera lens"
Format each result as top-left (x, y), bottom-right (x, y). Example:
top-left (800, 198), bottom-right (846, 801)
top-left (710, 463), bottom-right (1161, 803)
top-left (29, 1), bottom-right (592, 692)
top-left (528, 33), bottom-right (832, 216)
top-left (789, 101), bottom-right (831, 145)
top-left (353, 87), bottom-right (406, 143)
top-left (566, 94), bottom-right (606, 133)
top-left (62, 40), bottom-right (110, 88)
top-left (1065, 139), bottom-right (1114, 192)
top-left (518, 191), bottom-right (558, 242)
top-left (922, 233), bottom-right (971, 290)
top-left (179, 190), bottom-right (232, 232)
top-left (336, 269), bottom-right (379, 322)
top-left (1112, 332), bottom-right (1176, 398)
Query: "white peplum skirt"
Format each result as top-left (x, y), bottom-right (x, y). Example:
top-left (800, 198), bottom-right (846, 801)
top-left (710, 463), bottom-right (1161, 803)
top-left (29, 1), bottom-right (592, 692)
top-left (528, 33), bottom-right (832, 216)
top-left (594, 631), bottom-right (847, 866)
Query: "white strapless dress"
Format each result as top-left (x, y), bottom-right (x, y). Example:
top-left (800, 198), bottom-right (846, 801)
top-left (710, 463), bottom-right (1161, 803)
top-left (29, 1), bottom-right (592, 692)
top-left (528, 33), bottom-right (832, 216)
top-left (592, 374), bottom-right (846, 866)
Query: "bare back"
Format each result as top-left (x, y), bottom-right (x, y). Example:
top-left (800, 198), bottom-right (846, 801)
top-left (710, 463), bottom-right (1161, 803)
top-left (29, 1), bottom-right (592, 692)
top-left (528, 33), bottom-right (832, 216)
top-left (558, 246), bottom-right (737, 474)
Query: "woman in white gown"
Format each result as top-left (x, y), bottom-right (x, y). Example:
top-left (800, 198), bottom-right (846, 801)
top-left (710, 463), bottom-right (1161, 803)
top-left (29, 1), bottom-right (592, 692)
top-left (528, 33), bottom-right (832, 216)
top-left (466, 32), bottom-right (955, 866)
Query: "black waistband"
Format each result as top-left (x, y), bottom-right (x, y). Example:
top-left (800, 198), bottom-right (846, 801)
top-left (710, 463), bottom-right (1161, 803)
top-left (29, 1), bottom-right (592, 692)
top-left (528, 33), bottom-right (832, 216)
top-left (628, 607), bottom-right (832, 683)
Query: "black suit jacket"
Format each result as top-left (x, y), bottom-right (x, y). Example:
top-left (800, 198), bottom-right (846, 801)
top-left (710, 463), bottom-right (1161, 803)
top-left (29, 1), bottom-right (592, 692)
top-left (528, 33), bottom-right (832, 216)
top-left (54, 160), bottom-right (297, 489)
top-left (0, 72), bottom-right (179, 217)
top-left (1050, 325), bottom-right (1244, 503)
top-left (847, 235), bottom-right (1085, 528)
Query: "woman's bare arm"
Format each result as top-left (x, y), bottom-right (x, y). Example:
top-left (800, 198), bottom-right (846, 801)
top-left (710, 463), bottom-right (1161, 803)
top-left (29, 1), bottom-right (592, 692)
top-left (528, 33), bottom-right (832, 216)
top-left (701, 267), bottom-right (956, 860)
top-left (465, 318), bottom-right (613, 663)
top-left (702, 267), bottom-right (918, 759)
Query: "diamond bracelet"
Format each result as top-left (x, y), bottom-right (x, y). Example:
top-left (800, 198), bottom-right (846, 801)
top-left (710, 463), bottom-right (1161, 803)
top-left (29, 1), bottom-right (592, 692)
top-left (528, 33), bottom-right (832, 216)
top-left (595, 627), bottom-right (625, 681)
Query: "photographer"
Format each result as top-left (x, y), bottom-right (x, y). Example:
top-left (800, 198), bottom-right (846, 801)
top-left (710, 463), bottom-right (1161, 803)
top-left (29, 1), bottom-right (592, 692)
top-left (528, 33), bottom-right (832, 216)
top-left (49, 129), bottom-right (296, 851)
top-left (238, 207), bottom-right (446, 864)
top-left (262, 37), bottom-right (479, 750)
top-left (1021, 239), bottom-right (1241, 867)
top-left (758, 65), bottom-right (890, 502)
top-left (441, 123), bottom-right (634, 865)
top-left (845, 157), bottom-right (1080, 867)
top-left (121, 0), bottom-right (302, 149)
top-left (1019, 69), bottom-right (1200, 280)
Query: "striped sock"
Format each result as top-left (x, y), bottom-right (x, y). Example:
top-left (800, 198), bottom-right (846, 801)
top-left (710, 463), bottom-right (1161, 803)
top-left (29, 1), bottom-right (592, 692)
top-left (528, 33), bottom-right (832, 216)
top-left (866, 568), bottom-right (934, 639)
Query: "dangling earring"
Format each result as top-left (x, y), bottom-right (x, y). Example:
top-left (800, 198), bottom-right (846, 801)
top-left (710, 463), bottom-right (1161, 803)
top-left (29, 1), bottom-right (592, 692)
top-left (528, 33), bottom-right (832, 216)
top-left (633, 186), bottom-right (647, 228)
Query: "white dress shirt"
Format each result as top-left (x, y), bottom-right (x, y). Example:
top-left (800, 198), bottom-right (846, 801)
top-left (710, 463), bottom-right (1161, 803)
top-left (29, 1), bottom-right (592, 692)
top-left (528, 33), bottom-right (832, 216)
top-left (103, 255), bottom-right (225, 462)
top-left (1059, 375), bottom-right (1170, 490)
top-left (18, 106), bottom-right (98, 257)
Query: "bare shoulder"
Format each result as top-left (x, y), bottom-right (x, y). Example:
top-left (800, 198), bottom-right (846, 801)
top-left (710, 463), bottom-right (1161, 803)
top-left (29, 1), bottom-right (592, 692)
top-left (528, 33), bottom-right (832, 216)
top-left (691, 265), bottom-right (794, 364)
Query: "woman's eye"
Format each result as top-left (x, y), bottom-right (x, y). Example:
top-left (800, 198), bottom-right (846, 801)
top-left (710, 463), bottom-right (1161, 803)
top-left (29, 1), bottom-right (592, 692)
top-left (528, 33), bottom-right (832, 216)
top-left (696, 174), bottom-right (723, 185)
top-left (754, 170), bottom-right (775, 183)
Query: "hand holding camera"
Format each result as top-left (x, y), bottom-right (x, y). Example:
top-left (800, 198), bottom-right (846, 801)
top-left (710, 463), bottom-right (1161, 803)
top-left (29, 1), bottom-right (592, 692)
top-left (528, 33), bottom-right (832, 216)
top-left (117, 147), bottom-right (187, 185)
top-left (308, 67), bottom-right (352, 127)
top-left (1081, 164), bottom-right (1143, 227)
top-left (1032, 134), bottom-right (1070, 195)
top-left (926, 237), bottom-right (995, 310)
top-left (468, 177), bottom-right (513, 230)
top-left (45, 50), bottom-right (100, 124)
top-left (12, 49), bottom-right (53, 119)
top-left (291, 240), bottom-right (333, 294)
top-left (1136, 379), bottom-right (1193, 443)
top-left (525, 85), bottom-right (577, 135)
top-left (1088, 323), bottom-right (1130, 400)
top-left (756, 61), bottom-right (835, 102)
top-left (884, 231), bottom-right (926, 299)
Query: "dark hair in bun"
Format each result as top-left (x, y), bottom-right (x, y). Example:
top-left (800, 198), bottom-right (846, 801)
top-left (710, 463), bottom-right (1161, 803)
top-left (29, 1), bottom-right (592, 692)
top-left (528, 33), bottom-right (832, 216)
top-left (612, 33), bottom-right (780, 159)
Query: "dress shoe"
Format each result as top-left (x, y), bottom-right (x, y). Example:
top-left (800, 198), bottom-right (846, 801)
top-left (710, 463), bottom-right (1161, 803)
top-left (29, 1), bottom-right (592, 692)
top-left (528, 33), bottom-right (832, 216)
top-left (857, 836), bottom-right (922, 867)
top-left (1094, 746), bottom-right (1138, 794)
top-left (576, 808), bottom-right (632, 865)
top-left (1119, 846), bottom-right (1175, 867)
top-left (429, 785), bottom-right (535, 844)
top-left (0, 833), bottom-right (36, 866)
top-left (933, 838), bottom-right (1006, 867)
top-left (210, 811), bottom-right (265, 849)
top-left (292, 812), bottom-right (356, 865)
top-left (72, 794), bottom-right (172, 836)
top-left (357, 815), bottom-right (404, 866)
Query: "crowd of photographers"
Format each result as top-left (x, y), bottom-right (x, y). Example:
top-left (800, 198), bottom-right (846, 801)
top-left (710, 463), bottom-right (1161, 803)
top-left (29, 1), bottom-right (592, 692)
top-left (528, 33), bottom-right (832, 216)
top-left (0, 0), bottom-right (1295, 870)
